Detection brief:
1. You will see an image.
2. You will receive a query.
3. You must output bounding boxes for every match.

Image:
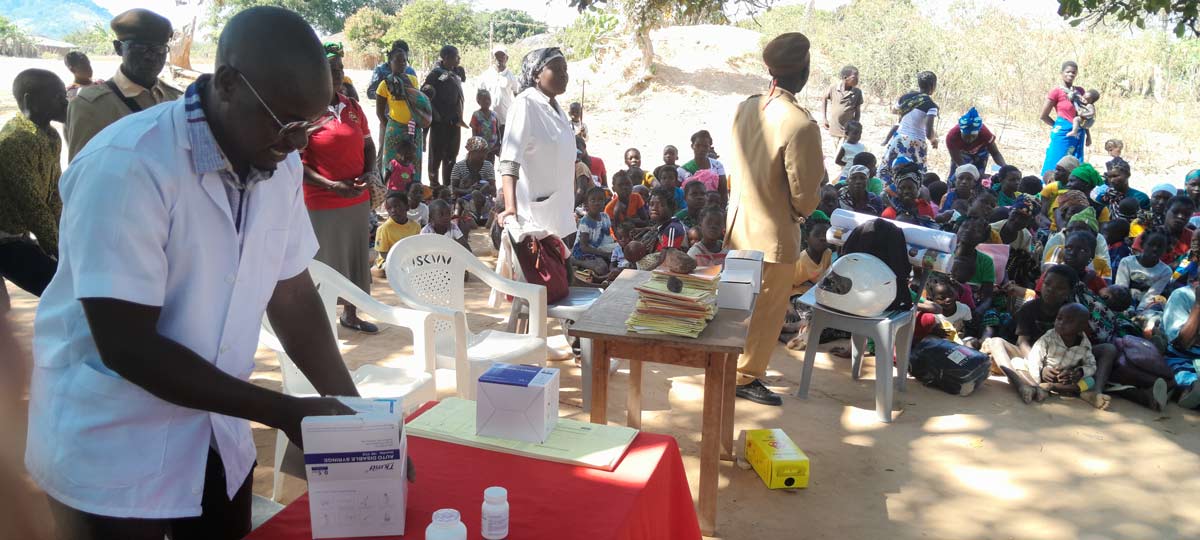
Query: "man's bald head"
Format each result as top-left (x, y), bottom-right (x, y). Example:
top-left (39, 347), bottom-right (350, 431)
top-left (216, 6), bottom-right (329, 97)
top-left (205, 6), bottom-right (331, 173)
top-left (13, 69), bottom-right (67, 124)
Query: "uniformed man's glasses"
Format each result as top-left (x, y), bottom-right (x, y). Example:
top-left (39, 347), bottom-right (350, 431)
top-left (237, 71), bottom-right (332, 151)
top-left (120, 40), bottom-right (170, 56)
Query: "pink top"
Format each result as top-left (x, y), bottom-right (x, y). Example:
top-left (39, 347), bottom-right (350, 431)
top-left (1047, 86), bottom-right (1084, 121)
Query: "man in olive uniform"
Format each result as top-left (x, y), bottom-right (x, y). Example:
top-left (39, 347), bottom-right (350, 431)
top-left (65, 8), bottom-right (182, 160)
top-left (725, 33), bottom-right (825, 405)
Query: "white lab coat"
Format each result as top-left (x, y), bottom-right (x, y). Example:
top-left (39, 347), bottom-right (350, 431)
top-left (27, 96), bottom-right (317, 518)
top-left (499, 87), bottom-right (576, 239)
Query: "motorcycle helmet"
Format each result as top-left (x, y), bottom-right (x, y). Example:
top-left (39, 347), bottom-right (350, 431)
top-left (814, 253), bottom-right (897, 317)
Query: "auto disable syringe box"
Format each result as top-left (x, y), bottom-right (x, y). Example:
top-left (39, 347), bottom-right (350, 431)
top-left (302, 397), bottom-right (408, 539)
top-left (476, 363), bottom-right (560, 444)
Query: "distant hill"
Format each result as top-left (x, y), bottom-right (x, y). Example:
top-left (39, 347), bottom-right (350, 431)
top-left (0, 0), bottom-right (112, 39)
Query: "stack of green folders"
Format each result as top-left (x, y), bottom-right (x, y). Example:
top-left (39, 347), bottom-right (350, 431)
top-left (626, 267), bottom-right (720, 338)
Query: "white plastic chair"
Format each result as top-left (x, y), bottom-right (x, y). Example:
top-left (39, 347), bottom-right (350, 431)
top-left (385, 234), bottom-right (548, 399)
top-left (261, 260), bottom-right (438, 500)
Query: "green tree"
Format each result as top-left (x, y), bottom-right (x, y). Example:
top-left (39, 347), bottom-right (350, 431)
top-left (0, 14), bottom-right (32, 57)
top-left (63, 23), bottom-right (116, 55)
top-left (1057, 0), bottom-right (1200, 36)
top-left (386, 0), bottom-right (484, 64)
top-left (207, 0), bottom-right (394, 34)
top-left (345, 6), bottom-right (394, 54)
top-left (483, 9), bottom-right (549, 44)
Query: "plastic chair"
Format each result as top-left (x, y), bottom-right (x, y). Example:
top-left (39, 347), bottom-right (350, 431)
top-left (385, 234), bottom-right (548, 399)
top-left (793, 288), bottom-right (916, 423)
top-left (261, 260), bottom-right (438, 500)
top-left (508, 285), bottom-right (614, 409)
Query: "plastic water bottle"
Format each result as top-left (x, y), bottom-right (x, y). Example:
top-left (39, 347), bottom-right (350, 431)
top-left (425, 509), bottom-right (467, 540)
top-left (481, 486), bottom-right (510, 539)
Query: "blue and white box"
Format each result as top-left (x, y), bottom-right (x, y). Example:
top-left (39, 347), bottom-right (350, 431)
top-left (302, 397), bottom-right (407, 539)
top-left (476, 363), bottom-right (560, 444)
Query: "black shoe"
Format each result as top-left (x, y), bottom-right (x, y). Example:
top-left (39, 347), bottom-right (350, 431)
top-left (736, 379), bottom-right (783, 406)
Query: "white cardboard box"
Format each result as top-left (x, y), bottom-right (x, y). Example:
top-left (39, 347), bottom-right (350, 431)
top-left (302, 397), bottom-right (407, 539)
top-left (717, 269), bottom-right (757, 310)
top-left (725, 250), bottom-right (765, 292)
top-left (476, 363), bottom-right (559, 444)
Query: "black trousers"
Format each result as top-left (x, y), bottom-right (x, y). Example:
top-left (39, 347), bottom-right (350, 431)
top-left (427, 121), bottom-right (461, 187)
top-left (0, 239), bottom-right (56, 297)
top-left (48, 449), bottom-right (254, 540)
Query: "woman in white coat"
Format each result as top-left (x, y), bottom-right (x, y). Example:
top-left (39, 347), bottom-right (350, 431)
top-left (495, 47), bottom-right (574, 238)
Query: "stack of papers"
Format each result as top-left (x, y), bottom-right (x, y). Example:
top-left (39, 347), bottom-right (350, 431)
top-left (407, 397), bottom-right (638, 471)
top-left (626, 266), bottom-right (720, 338)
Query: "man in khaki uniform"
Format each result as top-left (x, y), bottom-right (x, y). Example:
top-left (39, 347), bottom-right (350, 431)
top-left (65, 8), bottom-right (181, 160)
top-left (725, 33), bottom-right (824, 406)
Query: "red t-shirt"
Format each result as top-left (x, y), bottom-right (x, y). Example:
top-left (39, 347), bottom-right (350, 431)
top-left (588, 156), bottom-right (608, 186)
top-left (301, 95), bottom-right (372, 210)
top-left (1134, 227), bottom-right (1193, 266)
top-left (881, 199), bottom-right (936, 220)
top-left (944, 124), bottom-right (995, 155)
top-left (1047, 86), bottom-right (1085, 121)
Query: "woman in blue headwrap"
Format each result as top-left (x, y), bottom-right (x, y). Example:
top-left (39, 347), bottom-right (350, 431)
top-left (945, 107), bottom-right (1006, 179)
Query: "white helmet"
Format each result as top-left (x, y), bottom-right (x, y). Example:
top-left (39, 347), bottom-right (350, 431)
top-left (814, 253), bottom-right (897, 317)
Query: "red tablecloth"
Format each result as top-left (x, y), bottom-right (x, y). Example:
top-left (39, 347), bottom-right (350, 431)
top-left (246, 402), bottom-right (701, 540)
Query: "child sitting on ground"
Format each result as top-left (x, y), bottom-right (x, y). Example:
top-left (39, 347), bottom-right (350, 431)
top-left (386, 139), bottom-right (419, 193)
top-left (624, 147), bottom-right (655, 187)
top-left (784, 216), bottom-right (833, 350)
top-left (1116, 229), bottom-right (1172, 309)
top-left (676, 180), bottom-right (707, 230)
top-left (662, 144), bottom-right (690, 183)
top-left (637, 187), bottom-right (689, 265)
top-left (705, 191), bottom-right (724, 211)
top-left (688, 207), bottom-right (728, 267)
top-left (605, 170), bottom-right (649, 228)
top-left (954, 217), bottom-right (996, 338)
top-left (834, 120), bottom-right (865, 179)
top-left (450, 137), bottom-right (496, 227)
top-left (816, 184), bottom-right (839, 218)
top-left (936, 169), bottom-right (978, 223)
top-left (1104, 218), bottom-right (1132, 272)
top-left (1026, 302), bottom-right (1109, 409)
top-left (573, 187), bottom-right (617, 277)
top-left (652, 164), bottom-right (687, 211)
top-left (1067, 89), bottom-right (1100, 141)
top-left (372, 191), bottom-right (422, 278)
top-left (406, 182), bottom-right (429, 226)
top-left (469, 89), bottom-right (500, 160)
top-left (923, 274), bottom-right (974, 346)
top-left (422, 199), bottom-right (469, 251)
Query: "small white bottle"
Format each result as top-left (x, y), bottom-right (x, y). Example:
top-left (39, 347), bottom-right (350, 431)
top-left (480, 486), bottom-right (510, 539)
top-left (425, 508), bottom-right (467, 540)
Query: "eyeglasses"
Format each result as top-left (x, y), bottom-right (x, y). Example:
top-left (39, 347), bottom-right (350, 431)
top-left (237, 71), bottom-right (332, 151)
top-left (120, 40), bottom-right (170, 56)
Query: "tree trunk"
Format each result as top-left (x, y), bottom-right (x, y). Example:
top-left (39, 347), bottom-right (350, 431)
top-left (169, 17), bottom-right (195, 71)
top-left (623, 26), bottom-right (654, 95)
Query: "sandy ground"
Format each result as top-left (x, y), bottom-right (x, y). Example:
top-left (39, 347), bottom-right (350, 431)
top-left (4, 25), bottom-right (1200, 539)
top-left (7, 226), bottom-right (1200, 540)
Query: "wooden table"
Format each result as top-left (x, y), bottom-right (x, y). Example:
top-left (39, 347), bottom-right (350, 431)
top-left (569, 269), bottom-right (751, 536)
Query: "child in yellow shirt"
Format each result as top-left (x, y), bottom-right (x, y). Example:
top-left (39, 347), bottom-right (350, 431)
top-left (373, 191), bottom-right (421, 278)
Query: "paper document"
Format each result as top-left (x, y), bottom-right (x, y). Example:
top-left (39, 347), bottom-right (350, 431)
top-left (407, 398), bottom-right (638, 471)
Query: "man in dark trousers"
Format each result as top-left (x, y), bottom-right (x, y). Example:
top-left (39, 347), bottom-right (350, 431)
top-left (27, 7), bottom-right (358, 539)
top-left (422, 45), bottom-right (466, 187)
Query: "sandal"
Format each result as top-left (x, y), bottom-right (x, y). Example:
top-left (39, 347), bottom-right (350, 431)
top-left (340, 316), bottom-right (380, 334)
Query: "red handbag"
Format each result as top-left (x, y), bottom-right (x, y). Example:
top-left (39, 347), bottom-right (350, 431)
top-left (514, 234), bottom-right (570, 304)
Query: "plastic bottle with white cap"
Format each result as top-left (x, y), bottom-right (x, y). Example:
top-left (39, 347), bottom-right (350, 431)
top-left (425, 509), bottom-right (467, 540)
top-left (481, 486), bottom-right (509, 539)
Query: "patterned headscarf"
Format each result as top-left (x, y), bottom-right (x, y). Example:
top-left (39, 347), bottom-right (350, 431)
top-left (1011, 193), bottom-right (1041, 216)
top-left (958, 107), bottom-right (983, 135)
top-left (845, 164), bottom-right (870, 179)
top-left (1068, 206), bottom-right (1099, 233)
top-left (323, 42), bottom-right (344, 59)
top-left (1069, 163), bottom-right (1103, 188)
top-left (1056, 189), bottom-right (1090, 210)
top-left (465, 136), bottom-right (489, 152)
top-left (519, 47), bottom-right (565, 92)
